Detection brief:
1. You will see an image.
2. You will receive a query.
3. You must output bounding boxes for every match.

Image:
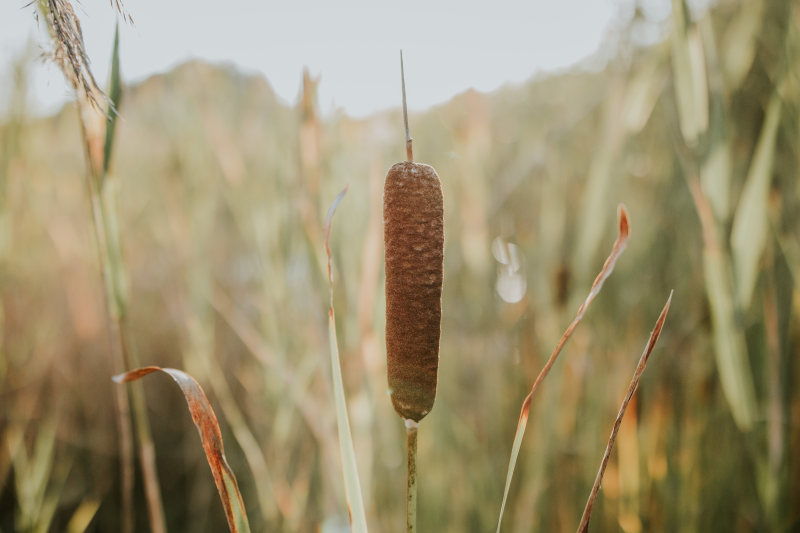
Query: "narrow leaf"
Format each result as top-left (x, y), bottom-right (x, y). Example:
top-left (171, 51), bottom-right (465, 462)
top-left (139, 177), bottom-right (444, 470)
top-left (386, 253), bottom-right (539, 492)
top-left (103, 22), bottom-right (122, 176)
top-left (497, 205), bottom-right (630, 532)
top-left (721, 0), bottom-right (763, 89)
top-left (113, 367), bottom-right (251, 533)
top-left (730, 92), bottom-right (782, 309)
top-left (573, 79), bottom-right (626, 279)
top-left (577, 291), bottom-right (673, 533)
top-left (698, 15), bottom-right (732, 222)
top-left (66, 497), bottom-right (101, 533)
top-left (679, 145), bottom-right (758, 431)
top-left (700, 137), bottom-right (732, 222)
top-left (670, 0), bottom-right (708, 145)
top-left (703, 247), bottom-right (757, 429)
top-left (324, 185), bottom-right (369, 533)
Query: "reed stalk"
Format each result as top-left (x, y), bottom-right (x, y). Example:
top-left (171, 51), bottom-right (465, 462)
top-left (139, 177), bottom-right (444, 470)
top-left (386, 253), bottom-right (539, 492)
top-left (36, 8), bottom-right (167, 529)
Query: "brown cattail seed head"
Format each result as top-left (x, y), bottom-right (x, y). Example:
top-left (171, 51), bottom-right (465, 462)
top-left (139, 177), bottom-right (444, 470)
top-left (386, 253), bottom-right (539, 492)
top-left (384, 161), bottom-right (444, 422)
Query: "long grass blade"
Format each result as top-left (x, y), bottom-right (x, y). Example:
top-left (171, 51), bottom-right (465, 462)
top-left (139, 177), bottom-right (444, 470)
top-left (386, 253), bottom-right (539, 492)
top-left (210, 292), bottom-right (330, 443)
top-left (496, 205), bottom-right (630, 532)
top-left (113, 367), bottom-right (251, 533)
top-left (66, 497), bottom-right (101, 533)
top-left (675, 133), bottom-right (759, 431)
top-left (730, 91), bottom-right (782, 309)
top-left (93, 22), bottom-right (134, 533)
top-left (576, 291), bottom-right (673, 533)
top-left (703, 245), bottom-right (758, 429)
top-left (324, 185), bottom-right (369, 533)
top-left (670, 0), bottom-right (708, 145)
top-left (720, 0), bottom-right (763, 89)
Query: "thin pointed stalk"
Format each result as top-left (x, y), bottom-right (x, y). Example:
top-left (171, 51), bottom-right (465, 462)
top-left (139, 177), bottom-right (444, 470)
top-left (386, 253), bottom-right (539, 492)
top-left (400, 50), bottom-right (413, 162)
top-left (577, 291), bottom-right (672, 533)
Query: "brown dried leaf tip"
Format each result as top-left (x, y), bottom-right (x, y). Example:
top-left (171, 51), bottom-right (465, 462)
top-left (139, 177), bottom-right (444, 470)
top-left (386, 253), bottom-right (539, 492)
top-left (384, 161), bottom-right (444, 422)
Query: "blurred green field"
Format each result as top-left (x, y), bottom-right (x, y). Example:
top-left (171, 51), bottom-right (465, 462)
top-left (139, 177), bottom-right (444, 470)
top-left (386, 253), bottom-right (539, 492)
top-left (0, 0), bottom-right (798, 531)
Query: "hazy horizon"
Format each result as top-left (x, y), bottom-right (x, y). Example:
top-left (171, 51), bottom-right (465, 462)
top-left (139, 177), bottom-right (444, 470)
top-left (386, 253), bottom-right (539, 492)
top-left (0, 0), bottom-right (669, 118)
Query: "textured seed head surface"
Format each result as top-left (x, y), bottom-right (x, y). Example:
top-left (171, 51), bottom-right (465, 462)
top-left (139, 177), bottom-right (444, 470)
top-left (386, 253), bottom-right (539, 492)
top-left (384, 161), bottom-right (444, 422)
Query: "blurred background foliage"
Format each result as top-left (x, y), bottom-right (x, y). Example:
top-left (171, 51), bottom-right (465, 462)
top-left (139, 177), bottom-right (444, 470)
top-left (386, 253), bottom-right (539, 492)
top-left (0, 0), bottom-right (798, 531)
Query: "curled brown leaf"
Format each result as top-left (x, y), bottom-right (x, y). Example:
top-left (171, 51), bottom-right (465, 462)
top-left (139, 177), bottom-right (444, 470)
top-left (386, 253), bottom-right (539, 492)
top-left (113, 366), bottom-right (251, 533)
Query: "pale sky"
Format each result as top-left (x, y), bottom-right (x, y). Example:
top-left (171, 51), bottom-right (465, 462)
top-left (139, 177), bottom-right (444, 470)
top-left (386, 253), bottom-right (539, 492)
top-left (0, 0), bottom-right (649, 118)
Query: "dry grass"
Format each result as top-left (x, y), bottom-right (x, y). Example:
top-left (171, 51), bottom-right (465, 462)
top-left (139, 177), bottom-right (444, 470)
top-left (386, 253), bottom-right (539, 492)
top-left (0, 0), bottom-right (798, 531)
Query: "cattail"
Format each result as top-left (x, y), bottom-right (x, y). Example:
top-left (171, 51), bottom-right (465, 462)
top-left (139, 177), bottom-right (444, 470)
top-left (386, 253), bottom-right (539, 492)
top-left (384, 161), bottom-right (444, 421)
top-left (384, 53), bottom-right (444, 424)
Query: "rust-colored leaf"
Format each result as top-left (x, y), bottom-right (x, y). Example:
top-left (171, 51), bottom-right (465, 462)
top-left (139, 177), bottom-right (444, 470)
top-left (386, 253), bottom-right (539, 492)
top-left (577, 291), bottom-right (673, 533)
top-left (496, 205), bottom-right (630, 532)
top-left (113, 366), bottom-right (251, 533)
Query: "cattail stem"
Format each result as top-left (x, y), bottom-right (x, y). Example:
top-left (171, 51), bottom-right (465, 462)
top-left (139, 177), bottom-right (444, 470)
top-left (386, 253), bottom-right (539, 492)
top-left (405, 419), bottom-right (419, 533)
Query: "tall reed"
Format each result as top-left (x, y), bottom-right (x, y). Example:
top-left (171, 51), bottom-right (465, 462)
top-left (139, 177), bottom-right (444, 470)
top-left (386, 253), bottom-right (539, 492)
top-left (384, 52), bottom-right (445, 532)
top-left (35, 5), bottom-right (166, 530)
top-left (669, 0), bottom-right (795, 526)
